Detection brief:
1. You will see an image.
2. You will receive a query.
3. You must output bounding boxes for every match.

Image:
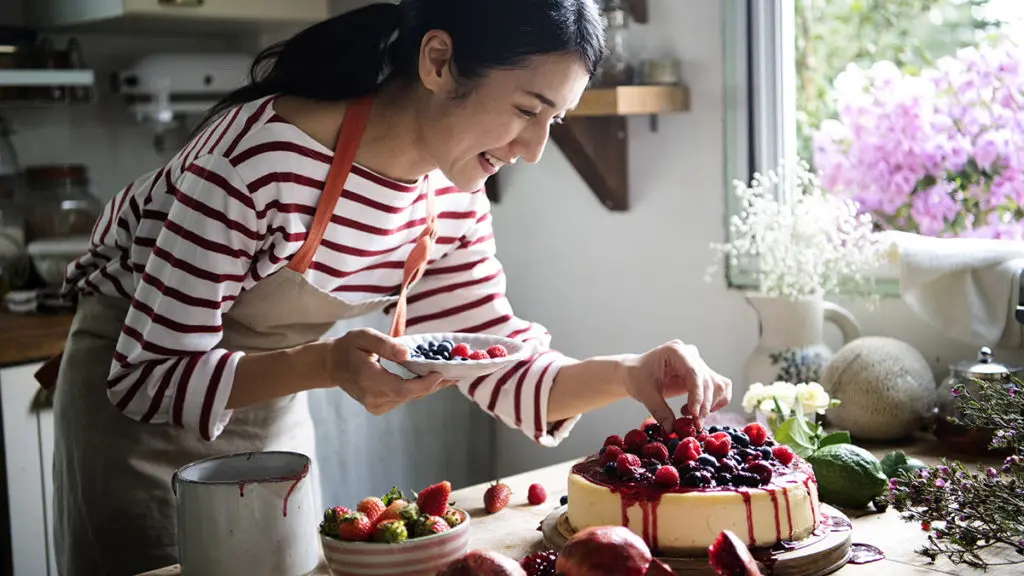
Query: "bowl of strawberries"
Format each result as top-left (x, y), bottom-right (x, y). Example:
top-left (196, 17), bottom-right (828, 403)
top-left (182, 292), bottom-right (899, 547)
top-left (319, 480), bottom-right (471, 576)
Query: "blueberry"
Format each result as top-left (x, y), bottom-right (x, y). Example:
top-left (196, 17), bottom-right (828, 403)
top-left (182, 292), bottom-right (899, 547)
top-left (758, 447), bottom-right (774, 460)
top-left (717, 460), bottom-right (739, 475)
top-left (737, 448), bottom-right (758, 461)
top-left (676, 461), bottom-right (701, 475)
top-left (441, 339), bottom-right (454, 348)
top-left (715, 473), bottom-right (734, 487)
top-left (416, 344), bottom-right (429, 353)
top-left (729, 431), bottom-right (750, 448)
top-left (722, 426), bottom-right (733, 431)
top-left (697, 454), bottom-right (718, 469)
top-left (560, 495), bottom-right (568, 506)
top-left (681, 472), bottom-right (704, 487)
top-left (667, 438), bottom-right (681, 456)
top-left (603, 462), bottom-right (618, 476)
top-left (708, 425), bottom-right (721, 434)
top-left (644, 423), bottom-right (662, 439)
top-left (696, 471), bottom-right (714, 486)
top-left (459, 357), bottom-right (470, 361)
top-left (736, 472), bottom-right (761, 488)
top-left (437, 342), bottom-right (453, 354)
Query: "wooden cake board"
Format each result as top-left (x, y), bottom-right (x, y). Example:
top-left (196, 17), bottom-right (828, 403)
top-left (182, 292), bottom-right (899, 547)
top-left (541, 504), bottom-right (852, 576)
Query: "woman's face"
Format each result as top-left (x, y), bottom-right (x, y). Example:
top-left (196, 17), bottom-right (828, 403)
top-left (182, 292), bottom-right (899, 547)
top-left (416, 32), bottom-right (592, 192)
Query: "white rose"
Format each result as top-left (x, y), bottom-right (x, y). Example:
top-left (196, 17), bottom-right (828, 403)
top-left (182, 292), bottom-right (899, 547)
top-left (759, 397), bottom-right (791, 417)
top-left (741, 382), bottom-right (766, 413)
top-left (795, 382), bottom-right (831, 415)
top-left (767, 381), bottom-right (798, 409)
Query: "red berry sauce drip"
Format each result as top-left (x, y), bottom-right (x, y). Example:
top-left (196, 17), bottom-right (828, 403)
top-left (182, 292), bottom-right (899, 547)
top-left (782, 486), bottom-right (794, 540)
top-left (739, 491), bottom-right (755, 545)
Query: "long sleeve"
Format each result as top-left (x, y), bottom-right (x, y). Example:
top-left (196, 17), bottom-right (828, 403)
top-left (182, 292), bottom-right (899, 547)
top-left (106, 154), bottom-right (262, 441)
top-left (403, 192), bottom-right (580, 447)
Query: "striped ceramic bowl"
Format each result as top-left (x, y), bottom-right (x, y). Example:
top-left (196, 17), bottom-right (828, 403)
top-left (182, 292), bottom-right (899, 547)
top-left (321, 508), bottom-right (471, 576)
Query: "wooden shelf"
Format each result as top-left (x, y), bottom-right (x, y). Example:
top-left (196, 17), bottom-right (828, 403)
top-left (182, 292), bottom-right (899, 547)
top-left (485, 84), bottom-right (690, 211)
top-left (569, 85), bottom-right (689, 117)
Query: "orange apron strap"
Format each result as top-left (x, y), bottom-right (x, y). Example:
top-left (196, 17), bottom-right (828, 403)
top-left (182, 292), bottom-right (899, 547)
top-left (287, 96), bottom-right (375, 274)
top-left (389, 178), bottom-right (438, 338)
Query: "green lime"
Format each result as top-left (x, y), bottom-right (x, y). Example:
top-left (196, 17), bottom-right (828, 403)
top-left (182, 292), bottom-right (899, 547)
top-left (808, 444), bottom-right (888, 509)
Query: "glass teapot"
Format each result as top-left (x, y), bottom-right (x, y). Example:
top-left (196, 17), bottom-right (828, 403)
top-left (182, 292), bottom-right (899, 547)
top-left (934, 346), bottom-right (1023, 452)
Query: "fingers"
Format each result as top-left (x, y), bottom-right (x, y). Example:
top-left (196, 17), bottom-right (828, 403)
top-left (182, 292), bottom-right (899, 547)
top-left (345, 328), bottom-right (409, 362)
top-left (637, 378), bottom-right (677, 431)
top-left (668, 343), bottom-right (705, 420)
top-left (711, 376), bottom-right (733, 412)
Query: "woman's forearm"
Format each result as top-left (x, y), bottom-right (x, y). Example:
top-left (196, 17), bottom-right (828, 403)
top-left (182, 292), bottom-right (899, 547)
top-left (547, 354), bottom-right (635, 422)
top-left (228, 341), bottom-right (332, 409)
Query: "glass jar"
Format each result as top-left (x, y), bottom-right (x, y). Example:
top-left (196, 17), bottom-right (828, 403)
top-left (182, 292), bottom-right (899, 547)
top-left (23, 164), bottom-right (100, 241)
top-left (933, 346), bottom-right (1023, 453)
top-left (594, 1), bottom-right (634, 87)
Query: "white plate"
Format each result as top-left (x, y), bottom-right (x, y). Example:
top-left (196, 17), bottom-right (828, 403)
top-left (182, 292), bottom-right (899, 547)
top-left (380, 333), bottom-right (533, 380)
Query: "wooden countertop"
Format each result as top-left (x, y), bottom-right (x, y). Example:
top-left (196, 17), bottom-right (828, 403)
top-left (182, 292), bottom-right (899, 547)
top-left (139, 438), bottom-right (1018, 576)
top-left (0, 310), bottom-right (72, 368)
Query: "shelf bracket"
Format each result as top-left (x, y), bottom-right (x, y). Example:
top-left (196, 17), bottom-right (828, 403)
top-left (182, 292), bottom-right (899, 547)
top-left (551, 117), bottom-right (629, 211)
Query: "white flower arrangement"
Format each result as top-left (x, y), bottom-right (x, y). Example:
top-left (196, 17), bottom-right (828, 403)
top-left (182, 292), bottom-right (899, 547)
top-left (707, 158), bottom-right (888, 300)
top-left (741, 380), bottom-right (840, 433)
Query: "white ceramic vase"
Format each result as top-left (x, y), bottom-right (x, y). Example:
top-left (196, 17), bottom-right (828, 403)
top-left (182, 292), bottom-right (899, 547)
top-left (742, 293), bottom-right (862, 389)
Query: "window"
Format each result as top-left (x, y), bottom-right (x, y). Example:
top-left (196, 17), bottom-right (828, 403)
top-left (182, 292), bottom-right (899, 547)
top-left (724, 0), bottom-right (1024, 291)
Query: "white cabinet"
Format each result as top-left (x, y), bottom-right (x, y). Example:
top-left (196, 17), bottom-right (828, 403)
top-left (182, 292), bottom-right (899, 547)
top-left (30, 0), bottom-right (330, 33)
top-left (0, 362), bottom-right (56, 576)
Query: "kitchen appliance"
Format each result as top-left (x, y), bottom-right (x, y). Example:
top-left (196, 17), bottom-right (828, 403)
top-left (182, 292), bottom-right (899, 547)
top-left (172, 451), bottom-right (320, 576)
top-left (112, 52), bottom-right (253, 151)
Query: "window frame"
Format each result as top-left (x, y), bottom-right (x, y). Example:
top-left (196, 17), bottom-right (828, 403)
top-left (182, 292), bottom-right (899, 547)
top-left (721, 0), bottom-right (900, 295)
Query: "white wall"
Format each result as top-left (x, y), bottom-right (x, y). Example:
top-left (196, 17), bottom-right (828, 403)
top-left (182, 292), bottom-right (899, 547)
top-left (488, 0), bottom-right (1024, 477)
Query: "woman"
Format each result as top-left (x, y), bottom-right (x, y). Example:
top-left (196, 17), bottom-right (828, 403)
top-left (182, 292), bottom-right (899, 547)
top-left (47, 0), bottom-right (733, 574)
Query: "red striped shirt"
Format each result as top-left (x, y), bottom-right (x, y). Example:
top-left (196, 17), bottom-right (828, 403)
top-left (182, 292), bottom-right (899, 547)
top-left (64, 95), bottom-right (577, 445)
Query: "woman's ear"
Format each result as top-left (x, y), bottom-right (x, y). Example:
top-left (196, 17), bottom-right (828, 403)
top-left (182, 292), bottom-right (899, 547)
top-left (418, 30), bottom-right (457, 95)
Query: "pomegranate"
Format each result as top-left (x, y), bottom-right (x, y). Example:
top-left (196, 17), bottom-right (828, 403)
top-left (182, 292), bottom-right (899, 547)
top-left (436, 549), bottom-right (527, 576)
top-left (554, 526), bottom-right (652, 576)
top-left (644, 559), bottom-right (679, 576)
top-left (707, 530), bottom-right (763, 576)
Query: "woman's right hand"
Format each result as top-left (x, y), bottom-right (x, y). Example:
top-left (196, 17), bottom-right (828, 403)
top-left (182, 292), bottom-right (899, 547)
top-left (326, 328), bottom-right (448, 415)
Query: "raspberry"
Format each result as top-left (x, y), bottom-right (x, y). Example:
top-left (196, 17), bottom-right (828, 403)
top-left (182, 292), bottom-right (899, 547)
top-left (527, 483), bottom-right (547, 505)
top-left (601, 445), bottom-right (624, 466)
top-left (673, 416), bottom-right (698, 439)
top-left (623, 429), bottom-right (649, 453)
top-left (615, 453), bottom-right (642, 476)
top-left (450, 343), bottom-right (471, 358)
top-left (704, 432), bottom-right (732, 458)
top-left (603, 435), bottom-right (625, 449)
top-left (486, 345), bottom-right (508, 358)
top-left (521, 550), bottom-right (558, 576)
top-left (468, 350), bottom-right (490, 360)
top-left (641, 416), bottom-right (658, 429)
top-left (672, 437), bottom-right (702, 464)
top-left (642, 442), bottom-right (670, 463)
top-left (654, 465), bottom-right (680, 488)
top-left (772, 445), bottom-right (795, 466)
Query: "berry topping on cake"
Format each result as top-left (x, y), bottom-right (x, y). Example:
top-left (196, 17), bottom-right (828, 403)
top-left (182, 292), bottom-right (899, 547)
top-left (672, 437), bottom-right (702, 464)
top-left (772, 445), bottom-right (795, 466)
top-left (741, 423), bottom-right (769, 447)
top-left (615, 453), bottom-right (643, 476)
top-left (673, 415), bottom-right (698, 439)
top-left (623, 429), bottom-right (649, 453)
top-left (654, 465), bottom-right (680, 488)
top-left (704, 432), bottom-right (732, 458)
top-left (604, 435), bottom-right (626, 450)
top-left (642, 441), bottom-right (670, 463)
top-left (601, 445), bottom-right (624, 466)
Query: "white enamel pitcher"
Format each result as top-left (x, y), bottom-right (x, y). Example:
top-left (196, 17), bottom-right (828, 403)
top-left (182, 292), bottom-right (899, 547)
top-left (172, 451), bottom-right (321, 576)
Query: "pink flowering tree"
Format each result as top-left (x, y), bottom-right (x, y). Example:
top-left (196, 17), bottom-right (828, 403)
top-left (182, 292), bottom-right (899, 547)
top-left (812, 37), bottom-right (1024, 240)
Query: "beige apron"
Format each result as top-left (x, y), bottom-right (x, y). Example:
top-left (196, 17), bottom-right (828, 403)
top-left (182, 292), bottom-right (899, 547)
top-left (48, 96), bottom-right (438, 576)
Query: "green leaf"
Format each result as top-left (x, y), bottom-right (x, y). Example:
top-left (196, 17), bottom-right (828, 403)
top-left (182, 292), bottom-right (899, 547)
top-left (881, 451), bottom-right (908, 479)
top-left (381, 486), bottom-right (405, 506)
top-left (774, 417), bottom-right (817, 458)
top-left (819, 430), bottom-right (851, 448)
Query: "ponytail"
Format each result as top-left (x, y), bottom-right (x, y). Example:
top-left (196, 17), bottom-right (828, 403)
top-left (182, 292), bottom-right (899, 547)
top-left (192, 2), bottom-right (401, 135)
top-left (192, 1), bottom-right (604, 137)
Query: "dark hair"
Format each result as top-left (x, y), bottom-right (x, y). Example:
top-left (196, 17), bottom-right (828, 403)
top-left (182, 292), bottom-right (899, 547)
top-left (194, 0), bottom-right (605, 132)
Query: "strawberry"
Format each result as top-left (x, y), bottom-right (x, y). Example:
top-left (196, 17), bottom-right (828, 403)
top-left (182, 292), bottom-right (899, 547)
top-left (615, 452), bottom-right (642, 476)
top-left (600, 445), bottom-right (624, 466)
top-left (654, 465), bottom-right (680, 488)
top-left (672, 437), bottom-right (702, 464)
top-left (527, 483), bottom-right (547, 505)
top-left (623, 429), bottom-right (649, 453)
top-left (642, 441), bottom-right (670, 463)
top-left (469, 350), bottom-right (490, 360)
top-left (417, 480), bottom-right (452, 517)
top-left (413, 515), bottom-right (451, 537)
top-left (486, 345), bottom-right (508, 358)
top-left (742, 423), bottom-right (769, 447)
top-left (323, 505), bottom-right (352, 526)
top-left (673, 416), bottom-right (698, 439)
top-left (772, 445), bottom-right (796, 466)
top-left (357, 497), bottom-right (386, 524)
top-left (377, 499), bottom-right (408, 524)
top-left (484, 482), bottom-right (512, 514)
top-left (451, 343), bottom-right (471, 358)
top-left (705, 432), bottom-right (732, 458)
top-left (372, 519), bottom-right (408, 543)
top-left (603, 435), bottom-right (625, 450)
top-left (443, 509), bottom-right (464, 528)
top-left (336, 512), bottom-right (373, 541)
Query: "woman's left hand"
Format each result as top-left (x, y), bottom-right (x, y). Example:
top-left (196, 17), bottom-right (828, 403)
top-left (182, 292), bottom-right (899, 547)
top-left (622, 340), bottom-right (732, 431)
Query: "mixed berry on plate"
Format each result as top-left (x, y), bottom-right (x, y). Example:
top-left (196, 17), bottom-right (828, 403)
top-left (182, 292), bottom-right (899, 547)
top-left (597, 415), bottom-right (796, 490)
top-left (409, 339), bottom-right (508, 362)
top-left (319, 481), bottom-right (463, 543)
